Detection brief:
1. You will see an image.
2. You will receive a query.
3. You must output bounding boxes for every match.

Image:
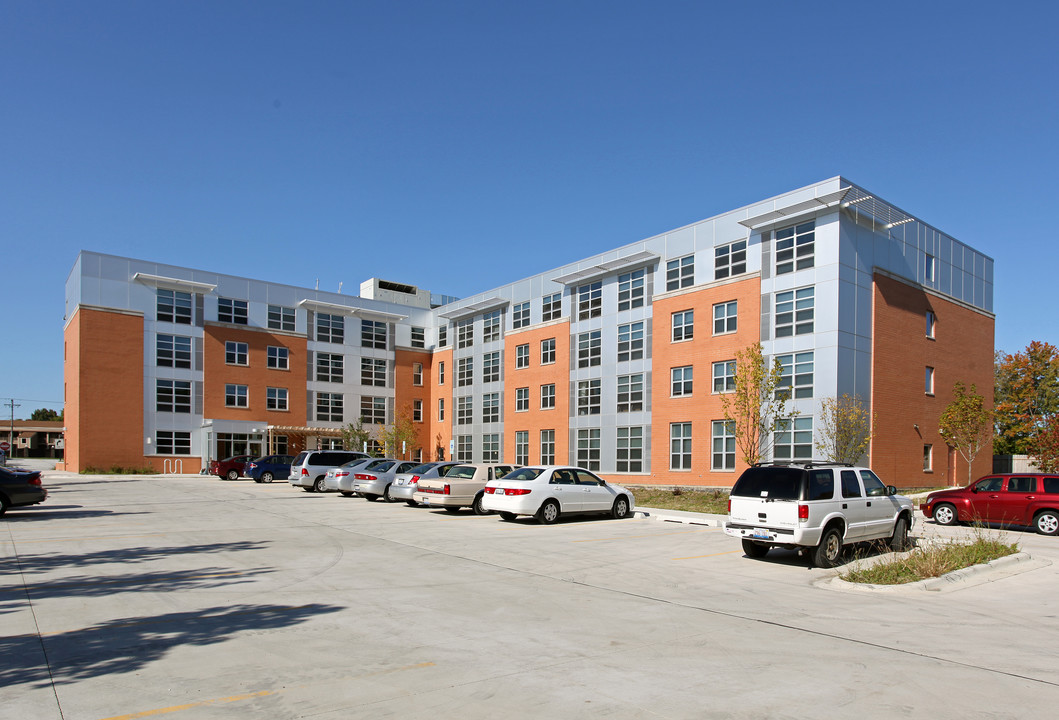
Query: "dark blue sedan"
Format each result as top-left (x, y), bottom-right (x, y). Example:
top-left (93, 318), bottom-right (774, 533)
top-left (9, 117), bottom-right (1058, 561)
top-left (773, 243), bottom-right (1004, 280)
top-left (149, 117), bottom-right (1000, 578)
top-left (246, 455), bottom-right (295, 484)
top-left (1, 466), bottom-right (48, 516)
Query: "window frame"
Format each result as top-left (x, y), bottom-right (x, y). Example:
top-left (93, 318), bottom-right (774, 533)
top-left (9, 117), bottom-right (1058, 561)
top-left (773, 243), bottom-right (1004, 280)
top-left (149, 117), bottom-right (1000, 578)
top-left (267, 387), bottom-right (289, 411)
top-left (714, 240), bottom-right (747, 280)
top-left (225, 383), bottom-right (249, 408)
top-left (617, 321), bottom-right (644, 362)
top-left (515, 343), bottom-right (529, 369)
top-left (225, 341), bottom-right (248, 366)
top-left (713, 301), bottom-right (737, 336)
top-left (672, 309), bottom-right (694, 343)
top-left (617, 373), bottom-right (644, 413)
top-left (218, 297), bottom-right (248, 325)
top-left (616, 426), bottom-right (644, 472)
top-left (671, 365), bottom-right (693, 397)
top-left (617, 269), bottom-right (645, 311)
top-left (666, 255), bottom-right (694, 291)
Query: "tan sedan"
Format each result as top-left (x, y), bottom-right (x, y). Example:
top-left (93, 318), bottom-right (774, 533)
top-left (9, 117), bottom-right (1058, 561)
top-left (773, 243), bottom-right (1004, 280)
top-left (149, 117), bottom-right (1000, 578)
top-left (413, 463), bottom-right (517, 514)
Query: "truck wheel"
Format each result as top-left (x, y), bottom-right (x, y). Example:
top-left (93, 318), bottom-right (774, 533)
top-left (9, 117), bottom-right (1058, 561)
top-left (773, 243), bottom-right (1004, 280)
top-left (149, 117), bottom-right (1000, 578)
top-left (812, 527), bottom-right (843, 568)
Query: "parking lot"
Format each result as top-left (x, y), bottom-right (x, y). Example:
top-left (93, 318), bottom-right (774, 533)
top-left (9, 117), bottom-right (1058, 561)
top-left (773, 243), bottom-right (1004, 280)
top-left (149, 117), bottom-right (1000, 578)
top-left (3, 471), bottom-right (1059, 719)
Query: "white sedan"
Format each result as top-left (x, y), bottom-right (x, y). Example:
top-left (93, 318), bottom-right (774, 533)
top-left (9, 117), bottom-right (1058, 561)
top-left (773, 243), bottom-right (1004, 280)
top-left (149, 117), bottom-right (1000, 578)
top-left (482, 465), bottom-right (634, 524)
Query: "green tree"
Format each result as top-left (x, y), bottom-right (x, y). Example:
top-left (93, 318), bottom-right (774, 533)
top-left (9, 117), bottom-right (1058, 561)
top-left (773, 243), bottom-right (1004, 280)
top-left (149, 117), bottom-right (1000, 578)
top-left (939, 382), bottom-right (993, 486)
top-left (31, 408), bottom-right (61, 421)
top-left (341, 419), bottom-right (372, 454)
top-left (377, 409), bottom-right (418, 459)
top-left (994, 341), bottom-right (1059, 455)
top-left (814, 394), bottom-right (874, 464)
top-left (720, 343), bottom-right (794, 465)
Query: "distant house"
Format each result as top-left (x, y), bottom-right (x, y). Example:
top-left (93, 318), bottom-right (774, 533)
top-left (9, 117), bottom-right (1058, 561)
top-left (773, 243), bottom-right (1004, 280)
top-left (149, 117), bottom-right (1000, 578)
top-left (5, 420), bottom-right (64, 459)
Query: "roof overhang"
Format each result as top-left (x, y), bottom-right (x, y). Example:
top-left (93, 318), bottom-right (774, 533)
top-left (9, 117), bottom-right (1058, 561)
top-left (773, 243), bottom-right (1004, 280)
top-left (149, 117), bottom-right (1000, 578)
top-left (437, 297), bottom-right (510, 321)
top-left (738, 188), bottom-right (850, 230)
top-left (551, 250), bottom-right (659, 286)
top-left (132, 272), bottom-right (217, 294)
top-left (297, 299), bottom-right (407, 323)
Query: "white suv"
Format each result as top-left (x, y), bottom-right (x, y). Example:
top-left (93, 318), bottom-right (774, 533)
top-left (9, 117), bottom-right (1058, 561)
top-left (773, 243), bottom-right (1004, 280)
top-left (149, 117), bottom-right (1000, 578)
top-left (724, 462), bottom-right (914, 567)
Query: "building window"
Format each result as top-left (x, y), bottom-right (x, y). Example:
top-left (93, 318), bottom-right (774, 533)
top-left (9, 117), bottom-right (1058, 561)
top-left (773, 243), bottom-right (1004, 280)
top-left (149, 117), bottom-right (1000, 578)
top-left (515, 431), bottom-right (529, 465)
top-left (923, 444), bottom-right (933, 471)
top-left (267, 346), bottom-right (289, 370)
top-left (666, 255), bottom-right (694, 291)
top-left (541, 338), bottom-right (556, 365)
top-left (225, 341), bottom-right (248, 366)
top-left (541, 384), bottom-right (556, 410)
top-left (410, 327), bottom-right (425, 348)
top-left (712, 421), bottom-right (735, 471)
top-left (482, 393), bottom-right (500, 423)
top-left (576, 429), bottom-right (601, 471)
top-left (715, 240), bottom-right (747, 280)
top-left (672, 310), bottom-right (694, 342)
top-left (512, 302), bottom-right (530, 329)
top-left (268, 305), bottom-right (295, 332)
top-left (218, 297), bottom-right (248, 325)
top-left (156, 379), bottom-right (191, 413)
top-left (457, 319), bottom-right (473, 348)
top-left (361, 357), bottom-right (386, 387)
top-left (672, 366), bottom-right (693, 397)
top-left (515, 344), bottom-right (529, 369)
top-left (775, 220), bottom-right (814, 274)
top-left (713, 360), bottom-right (736, 393)
top-left (483, 310), bottom-right (501, 342)
top-left (316, 392), bottom-right (343, 422)
top-left (157, 289), bottom-right (192, 325)
top-left (926, 311), bottom-right (936, 339)
top-left (317, 313), bottom-right (344, 344)
top-left (457, 357), bottom-right (473, 387)
top-left (618, 269), bottom-right (645, 311)
top-left (713, 301), bottom-right (737, 335)
top-left (413, 399), bottom-right (423, 422)
top-left (457, 396), bottom-right (472, 425)
top-left (774, 417), bottom-right (813, 460)
top-left (456, 435), bottom-right (472, 462)
top-left (777, 352), bottom-right (814, 399)
top-left (577, 379), bottom-right (601, 416)
top-left (482, 434), bottom-right (500, 463)
top-left (617, 373), bottom-right (644, 413)
top-left (362, 320), bottom-right (387, 349)
top-left (670, 422), bottom-right (692, 470)
top-left (540, 429), bottom-right (555, 464)
top-left (542, 292), bottom-right (562, 322)
top-left (925, 254), bottom-right (936, 282)
top-left (617, 322), bottom-right (644, 362)
top-left (616, 427), bottom-right (643, 472)
top-left (156, 431), bottom-right (191, 455)
top-left (577, 330), bottom-right (601, 368)
top-left (361, 396), bottom-right (386, 424)
top-left (925, 366), bottom-right (935, 395)
top-left (225, 384), bottom-right (248, 408)
top-left (267, 387), bottom-right (288, 411)
top-left (483, 351), bottom-right (501, 382)
top-left (438, 325), bottom-right (448, 347)
top-left (157, 335), bottom-right (192, 368)
top-left (438, 361), bottom-right (445, 385)
top-left (317, 353), bottom-right (343, 383)
top-left (438, 398), bottom-right (445, 421)
top-left (577, 281), bottom-right (602, 320)
top-left (515, 387), bottom-right (529, 412)
top-left (775, 287), bottom-right (814, 337)
top-left (413, 362), bottom-right (423, 386)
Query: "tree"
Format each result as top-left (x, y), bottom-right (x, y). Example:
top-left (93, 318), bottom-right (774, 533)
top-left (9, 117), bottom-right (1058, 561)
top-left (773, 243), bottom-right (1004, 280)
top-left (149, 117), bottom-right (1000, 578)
top-left (376, 409), bottom-right (418, 459)
top-left (939, 382), bottom-right (993, 486)
top-left (814, 394), bottom-right (874, 464)
top-left (1034, 415), bottom-right (1059, 472)
top-left (341, 419), bottom-right (372, 454)
top-left (994, 341), bottom-right (1059, 455)
top-left (720, 343), bottom-right (794, 465)
top-left (31, 408), bottom-right (61, 421)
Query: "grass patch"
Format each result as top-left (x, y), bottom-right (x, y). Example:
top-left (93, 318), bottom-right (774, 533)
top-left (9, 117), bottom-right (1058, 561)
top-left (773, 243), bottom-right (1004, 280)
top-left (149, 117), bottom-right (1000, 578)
top-left (83, 465), bottom-right (157, 475)
top-left (629, 487), bottom-right (729, 514)
top-left (842, 529), bottom-right (1019, 585)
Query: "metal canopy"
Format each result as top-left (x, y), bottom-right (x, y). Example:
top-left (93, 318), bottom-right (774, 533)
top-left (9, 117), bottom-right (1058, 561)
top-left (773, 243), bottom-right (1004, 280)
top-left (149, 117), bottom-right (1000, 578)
top-left (132, 272), bottom-right (217, 294)
top-left (738, 188), bottom-right (851, 230)
top-left (551, 250), bottom-right (659, 286)
top-left (296, 299), bottom-right (408, 323)
top-left (437, 297), bottom-right (510, 321)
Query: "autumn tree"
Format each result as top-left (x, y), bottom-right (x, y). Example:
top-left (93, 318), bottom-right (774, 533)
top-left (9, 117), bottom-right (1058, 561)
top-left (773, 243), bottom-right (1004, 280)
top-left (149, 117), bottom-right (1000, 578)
top-left (939, 382), bottom-right (993, 486)
top-left (720, 343), bottom-right (794, 465)
top-left (377, 409), bottom-right (418, 459)
top-left (1034, 416), bottom-right (1059, 472)
top-left (814, 394), bottom-right (874, 464)
top-left (341, 419), bottom-right (372, 454)
top-left (994, 341), bottom-right (1059, 455)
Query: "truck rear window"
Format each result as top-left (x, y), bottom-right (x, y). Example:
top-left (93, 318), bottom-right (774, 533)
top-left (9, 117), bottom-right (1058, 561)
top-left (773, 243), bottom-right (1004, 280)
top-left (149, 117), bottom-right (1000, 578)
top-left (731, 467), bottom-right (805, 500)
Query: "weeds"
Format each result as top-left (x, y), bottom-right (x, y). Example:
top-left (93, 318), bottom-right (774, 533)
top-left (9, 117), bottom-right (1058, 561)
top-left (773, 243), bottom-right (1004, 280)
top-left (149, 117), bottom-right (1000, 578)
top-left (629, 487), bottom-right (729, 514)
top-left (83, 465), bottom-right (157, 475)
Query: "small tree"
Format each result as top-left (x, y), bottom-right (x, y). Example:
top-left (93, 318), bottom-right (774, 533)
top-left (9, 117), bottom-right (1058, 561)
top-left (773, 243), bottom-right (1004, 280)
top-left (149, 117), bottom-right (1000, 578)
top-left (341, 419), bottom-right (372, 454)
top-left (31, 408), bottom-right (61, 421)
top-left (720, 343), bottom-right (794, 465)
top-left (377, 410), bottom-right (418, 459)
top-left (939, 382), bottom-right (993, 486)
top-left (815, 394), bottom-right (874, 464)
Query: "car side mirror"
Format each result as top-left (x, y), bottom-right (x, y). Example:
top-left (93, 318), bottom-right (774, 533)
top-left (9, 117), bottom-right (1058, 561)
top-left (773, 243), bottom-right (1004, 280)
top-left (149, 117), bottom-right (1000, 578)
top-left (970, 486), bottom-right (978, 494)
top-left (887, 485), bottom-right (897, 495)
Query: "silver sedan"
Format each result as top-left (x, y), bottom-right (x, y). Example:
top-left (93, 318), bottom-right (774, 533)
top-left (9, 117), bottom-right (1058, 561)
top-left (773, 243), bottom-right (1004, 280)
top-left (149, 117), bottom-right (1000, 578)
top-left (390, 461), bottom-right (461, 506)
top-left (324, 457), bottom-right (394, 496)
top-left (352, 460), bottom-right (423, 501)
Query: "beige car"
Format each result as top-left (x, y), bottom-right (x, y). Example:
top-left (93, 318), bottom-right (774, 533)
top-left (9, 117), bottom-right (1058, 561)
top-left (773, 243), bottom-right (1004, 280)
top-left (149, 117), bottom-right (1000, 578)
top-left (413, 463), bottom-right (517, 515)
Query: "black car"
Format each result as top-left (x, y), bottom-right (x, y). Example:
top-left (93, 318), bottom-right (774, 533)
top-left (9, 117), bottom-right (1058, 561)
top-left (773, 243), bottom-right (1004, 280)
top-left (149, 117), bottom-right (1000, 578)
top-left (0, 466), bottom-right (48, 516)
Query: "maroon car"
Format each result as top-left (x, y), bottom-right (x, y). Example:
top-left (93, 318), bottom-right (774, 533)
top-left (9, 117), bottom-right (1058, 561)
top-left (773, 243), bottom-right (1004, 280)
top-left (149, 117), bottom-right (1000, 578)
top-left (921, 473), bottom-right (1059, 535)
top-left (208, 454), bottom-right (255, 481)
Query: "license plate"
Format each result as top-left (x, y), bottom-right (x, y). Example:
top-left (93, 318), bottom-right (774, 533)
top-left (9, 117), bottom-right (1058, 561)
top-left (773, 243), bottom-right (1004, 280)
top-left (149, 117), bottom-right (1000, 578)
top-left (751, 528), bottom-right (770, 539)
top-left (421, 497), bottom-right (429, 505)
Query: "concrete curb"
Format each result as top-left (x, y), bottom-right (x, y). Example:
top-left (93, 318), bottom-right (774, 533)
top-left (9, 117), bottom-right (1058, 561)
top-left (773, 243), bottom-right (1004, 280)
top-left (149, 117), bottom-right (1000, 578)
top-left (634, 508), bottom-right (725, 527)
top-left (819, 552), bottom-right (1051, 594)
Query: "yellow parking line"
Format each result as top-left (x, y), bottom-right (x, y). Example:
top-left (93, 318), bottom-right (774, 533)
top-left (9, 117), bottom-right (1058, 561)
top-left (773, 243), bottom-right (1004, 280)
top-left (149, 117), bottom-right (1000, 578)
top-left (572, 528), bottom-right (712, 543)
top-left (672, 549), bottom-right (743, 560)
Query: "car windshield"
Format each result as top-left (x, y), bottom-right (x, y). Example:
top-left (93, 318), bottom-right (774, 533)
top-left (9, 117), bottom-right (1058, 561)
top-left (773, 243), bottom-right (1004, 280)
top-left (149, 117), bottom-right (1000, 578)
top-left (340, 458), bottom-right (370, 469)
top-left (447, 465), bottom-right (477, 479)
top-left (502, 467), bottom-right (545, 482)
top-left (407, 463), bottom-right (437, 474)
top-left (731, 467), bottom-right (805, 500)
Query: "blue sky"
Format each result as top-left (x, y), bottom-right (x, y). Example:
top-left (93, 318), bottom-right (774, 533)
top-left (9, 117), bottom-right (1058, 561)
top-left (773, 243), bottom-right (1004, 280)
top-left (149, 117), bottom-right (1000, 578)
top-left (2, 1), bottom-right (1057, 415)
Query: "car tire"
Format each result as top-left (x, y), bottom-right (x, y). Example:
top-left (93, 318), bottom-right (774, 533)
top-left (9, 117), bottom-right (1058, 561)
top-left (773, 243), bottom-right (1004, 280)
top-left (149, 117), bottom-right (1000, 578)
top-left (473, 493), bottom-right (489, 515)
top-left (933, 503), bottom-right (958, 526)
top-left (537, 500), bottom-right (560, 525)
top-left (226, 469), bottom-right (239, 481)
top-left (261, 472), bottom-right (274, 484)
top-left (1033, 510), bottom-right (1059, 536)
top-left (383, 484), bottom-right (394, 502)
top-left (499, 511), bottom-right (517, 522)
top-left (741, 538), bottom-right (770, 559)
top-left (313, 477), bottom-right (327, 493)
top-left (405, 500), bottom-right (419, 507)
top-left (889, 516), bottom-right (910, 551)
top-left (0, 495), bottom-right (9, 517)
top-left (611, 496), bottom-right (630, 519)
top-left (365, 494), bottom-right (378, 502)
top-left (812, 526), bottom-right (843, 568)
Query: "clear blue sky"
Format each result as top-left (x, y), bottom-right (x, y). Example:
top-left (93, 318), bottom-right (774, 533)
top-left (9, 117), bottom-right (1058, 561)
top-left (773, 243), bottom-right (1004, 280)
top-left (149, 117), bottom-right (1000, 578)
top-left (3, 1), bottom-right (1056, 415)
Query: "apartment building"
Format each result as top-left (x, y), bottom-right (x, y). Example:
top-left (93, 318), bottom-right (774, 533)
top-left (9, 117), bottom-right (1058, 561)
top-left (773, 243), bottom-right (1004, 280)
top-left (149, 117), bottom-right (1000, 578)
top-left (62, 177), bottom-right (995, 486)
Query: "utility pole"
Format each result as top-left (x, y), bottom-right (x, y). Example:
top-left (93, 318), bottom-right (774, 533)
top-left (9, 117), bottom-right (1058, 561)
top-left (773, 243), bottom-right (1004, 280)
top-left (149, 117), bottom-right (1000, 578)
top-left (4, 399), bottom-right (19, 465)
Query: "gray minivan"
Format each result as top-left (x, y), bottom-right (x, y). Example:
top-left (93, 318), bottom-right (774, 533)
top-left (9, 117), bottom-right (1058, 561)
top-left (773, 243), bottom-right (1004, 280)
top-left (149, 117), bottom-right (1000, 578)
top-left (288, 450), bottom-right (369, 493)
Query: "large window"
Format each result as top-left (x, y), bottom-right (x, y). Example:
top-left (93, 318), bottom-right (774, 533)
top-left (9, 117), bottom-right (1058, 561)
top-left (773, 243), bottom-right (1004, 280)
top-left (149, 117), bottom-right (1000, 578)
top-left (361, 396), bottom-right (387, 424)
top-left (483, 310), bottom-right (501, 342)
top-left (577, 428), bottom-right (601, 471)
top-left (618, 269), bottom-right (645, 311)
top-left (577, 379), bottom-right (601, 416)
top-left (457, 396), bottom-right (473, 425)
top-left (267, 387), bottom-right (288, 411)
top-left (482, 393), bottom-right (500, 423)
top-left (774, 417), bottom-right (813, 460)
top-left (483, 351), bottom-right (501, 382)
top-left (616, 427), bottom-right (643, 472)
top-left (515, 431), bottom-right (529, 465)
top-left (411, 327), bottom-right (425, 348)
top-left (714, 240), bottom-right (747, 280)
top-left (225, 384), bottom-right (248, 408)
top-left (515, 343), bottom-right (529, 369)
top-left (672, 310), bottom-right (694, 342)
top-left (542, 293), bottom-right (562, 322)
top-left (577, 330), bottom-right (601, 368)
top-left (316, 352), bottom-right (343, 383)
top-left (317, 313), bottom-right (344, 344)
top-left (456, 435), bottom-right (472, 462)
top-left (672, 366), bottom-right (693, 397)
top-left (157, 334), bottom-right (192, 368)
top-left (225, 341), bottom-right (248, 366)
top-left (413, 362), bottom-right (423, 386)
top-left (267, 346), bottom-right (289, 370)
top-left (361, 357), bottom-right (386, 387)
top-left (617, 322), bottom-right (644, 362)
top-left (157, 289), bottom-right (192, 324)
top-left (775, 220), bottom-right (814, 274)
top-left (541, 384), bottom-right (556, 410)
top-left (268, 305), bottom-right (295, 332)
top-left (156, 379), bottom-right (191, 413)
top-left (670, 422), bottom-right (692, 470)
top-left (482, 434), bottom-right (500, 463)
top-left (457, 319), bottom-right (474, 348)
top-left (713, 301), bottom-right (737, 335)
top-left (617, 374), bottom-right (644, 412)
top-left (457, 357), bottom-right (473, 387)
top-left (540, 429), bottom-right (555, 464)
top-left (218, 298), bottom-right (248, 325)
top-left (156, 431), bottom-right (191, 455)
top-left (362, 320), bottom-right (387, 349)
top-left (515, 387), bottom-right (529, 412)
top-left (577, 281), bottom-right (602, 320)
top-left (777, 352), bottom-right (814, 399)
top-left (713, 360), bottom-right (736, 393)
top-left (316, 392), bottom-right (343, 422)
top-left (711, 421), bottom-right (736, 470)
top-left (512, 302), bottom-right (530, 329)
top-left (541, 338), bottom-right (556, 365)
top-left (666, 255), bottom-right (694, 291)
top-left (775, 287), bottom-right (814, 337)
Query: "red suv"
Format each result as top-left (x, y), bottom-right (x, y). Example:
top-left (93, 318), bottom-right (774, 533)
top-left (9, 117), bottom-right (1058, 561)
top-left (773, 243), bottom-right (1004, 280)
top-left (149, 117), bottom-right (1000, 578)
top-left (921, 473), bottom-right (1059, 535)
top-left (208, 454), bottom-right (255, 481)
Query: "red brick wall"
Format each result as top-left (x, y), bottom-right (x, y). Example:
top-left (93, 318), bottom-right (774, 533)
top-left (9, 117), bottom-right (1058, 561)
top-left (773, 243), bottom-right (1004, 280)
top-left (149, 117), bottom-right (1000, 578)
top-left (395, 348), bottom-right (433, 461)
top-left (503, 321), bottom-right (571, 465)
